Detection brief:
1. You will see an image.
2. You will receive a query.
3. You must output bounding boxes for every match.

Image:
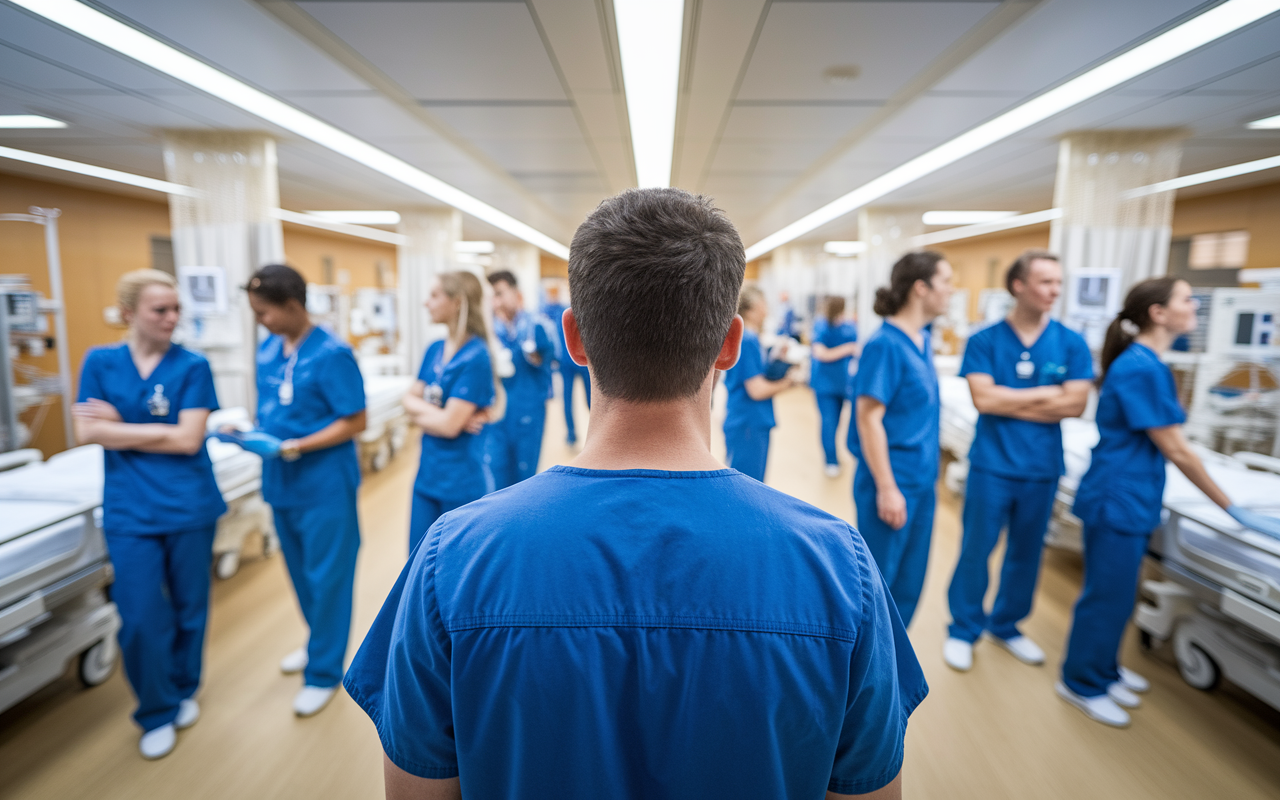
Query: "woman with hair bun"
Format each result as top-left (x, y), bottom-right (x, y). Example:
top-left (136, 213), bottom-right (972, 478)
top-left (849, 251), bottom-right (953, 627)
top-left (1058, 277), bottom-right (1280, 728)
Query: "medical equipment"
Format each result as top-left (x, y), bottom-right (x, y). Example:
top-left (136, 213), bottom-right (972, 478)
top-left (205, 408), bottom-right (277, 580)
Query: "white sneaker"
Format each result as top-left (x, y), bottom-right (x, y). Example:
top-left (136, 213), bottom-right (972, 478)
top-left (139, 724), bottom-right (176, 759)
top-left (1056, 681), bottom-right (1131, 728)
top-left (824, 464), bottom-right (841, 478)
top-left (943, 637), bottom-right (973, 672)
top-left (293, 685), bottom-right (337, 717)
top-left (175, 698), bottom-right (200, 730)
top-left (1108, 682), bottom-right (1142, 709)
top-left (1118, 666), bottom-right (1150, 693)
top-left (986, 633), bottom-right (1045, 666)
top-left (279, 647), bottom-right (308, 674)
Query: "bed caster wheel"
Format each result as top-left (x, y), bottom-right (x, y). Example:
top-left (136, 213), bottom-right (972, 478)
top-left (79, 637), bottom-right (118, 687)
top-left (1177, 643), bottom-right (1220, 691)
top-left (1138, 630), bottom-right (1153, 651)
top-left (216, 551), bottom-right (240, 580)
top-left (371, 441), bottom-right (391, 472)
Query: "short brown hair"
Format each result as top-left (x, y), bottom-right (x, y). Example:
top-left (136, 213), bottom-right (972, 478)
top-left (1005, 250), bottom-right (1059, 294)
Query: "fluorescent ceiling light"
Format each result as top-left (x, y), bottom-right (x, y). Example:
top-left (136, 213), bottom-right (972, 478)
top-left (823, 241), bottom-right (867, 256)
top-left (273, 209), bottom-right (407, 245)
top-left (0, 114), bottom-right (66, 128)
top-left (455, 240), bottom-right (496, 254)
top-left (1123, 154), bottom-right (1280, 198)
top-left (0, 144), bottom-right (198, 196)
top-left (613, 0), bottom-right (684, 189)
top-left (13, 0), bottom-right (570, 260)
top-left (744, 0), bottom-right (1280, 260)
top-left (304, 210), bottom-right (400, 226)
top-left (913, 208), bottom-right (1063, 247)
top-left (922, 210), bottom-right (1017, 226)
top-left (1246, 113), bottom-right (1280, 129)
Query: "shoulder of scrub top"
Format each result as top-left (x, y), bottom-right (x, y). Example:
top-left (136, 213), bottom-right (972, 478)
top-left (81, 341), bottom-right (127, 365)
top-left (256, 333), bottom-right (284, 360)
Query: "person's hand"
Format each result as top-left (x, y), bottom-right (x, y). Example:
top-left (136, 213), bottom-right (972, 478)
top-left (877, 486), bottom-right (908, 530)
top-left (72, 398), bottom-right (122, 422)
top-left (1227, 506), bottom-right (1280, 541)
top-left (464, 408), bottom-right (492, 435)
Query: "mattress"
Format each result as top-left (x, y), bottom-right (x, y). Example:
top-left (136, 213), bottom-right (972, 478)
top-left (206, 439), bottom-right (262, 498)
top-left (364, 375), bottom-right (413, 428)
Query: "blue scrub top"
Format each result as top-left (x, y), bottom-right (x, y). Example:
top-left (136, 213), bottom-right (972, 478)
top-left (724, 329), bottom-right (775, 430)
top-left (256, 327), bottom-right (366, 509)
top-left (542, 301), bottom-right (572, 369)
top-left (848, 321), bottom-right (940, 492)
top-left (415, 336), bottom-right (496, 501)
top-left (811, 318), bottom-right (858, 396)
top-left (78, 343), bottom-right (226, 535)
top-left (494, 310), bottom-right (556, 409)
top-left (1073, 343), bottom-right (1185, 534)
top-left (345, 467), bottom-right (927, 797)
top-left (961, 319), bottom-right (1093, 480)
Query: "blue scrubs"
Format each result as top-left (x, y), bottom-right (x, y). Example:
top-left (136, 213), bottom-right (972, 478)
top-left (1063, 343), bottom-right (1184, 698)
top-left (345, 467), bottom-right (927, 797)
top-left (78, 343), bottom-right (226, 732)
top-left (545, 301), bottom-right (591, 444)
top-left (848, 321), bottom-right (940, 627)
top-left (811, 318), bottom-right (857, 467)
top-left (257, 327), bottom-right (366, 689)
top-left (947, 320), bottom-right (1092, 643)
top-left (723, 329), bottom-right (775, 482)
top-left (410, 336), bottom-right (495, 551)
top-left (488, 311), bottom-right (556, 489)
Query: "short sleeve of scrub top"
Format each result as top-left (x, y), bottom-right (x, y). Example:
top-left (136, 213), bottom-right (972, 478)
top-left (731, 333), bottom-right (765, 382)
top-left (1115, 359), bottom-right (1185, 431)
top-left (319, 345), bottom-right (367, 418)
top-left (853, 334), bottom-right (902, 407)
top-left (958, 327), bottom-right (994, 379)
top-left (1064, 331), bottom-right (1094, 382)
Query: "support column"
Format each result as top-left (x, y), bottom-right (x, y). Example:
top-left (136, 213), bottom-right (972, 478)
top-left (760, 243), bottom-right (824, 335)
top-left (397, 209), bottom-right (461, 372)
top-left (855, 209), bottom-right (927, 339)
top-left (163, 131), bottom-right (284, 412)
top-left (1050, 129), bottom-right (1183, 347)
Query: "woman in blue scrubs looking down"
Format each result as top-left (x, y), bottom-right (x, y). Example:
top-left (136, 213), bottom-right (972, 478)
top-left (811, 295), bottom-right (858, 478)
top-left (1058, 277), bottom-right (1280, 728)
top-left (247, 264), bottom-right (367, 719)
top-left (74, 269), bottom-right (226, 760)
top-left (850, 251), bottom-right (953, 627)
top-left (403, 270), bottom-right (500, 552)
top-left (722, 284), bottom-right (794, 481)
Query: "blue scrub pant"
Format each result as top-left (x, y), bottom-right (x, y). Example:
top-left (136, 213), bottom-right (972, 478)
top-left (853, 466), bottom-right (936, 627)
top-left (562, 365), bottom-right (591, 444)
top-left (488, 404), bottom-right (546, 490)
top-left (815, 392), bottom-right (847, 466)
top-left (273, 495), bottom-right (360, 688)
top-left (1062, 523), bottom-right (1150, 698)
top-left (409, 489), bottom-right (470, 553)
top-left (105, 526), bottom-right (216, 732)
top-left (947, 469), bottom-right (1057, 643)
top-left (725, 424), bottom-right (770, 482)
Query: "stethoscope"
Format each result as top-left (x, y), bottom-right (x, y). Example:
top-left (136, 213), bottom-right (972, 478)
top-left (279, 349), bottom-right (299, 406)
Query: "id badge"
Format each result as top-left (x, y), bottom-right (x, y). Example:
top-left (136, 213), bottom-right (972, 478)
top-left (1016, 352), bottom-right (1035, 380)
top-left (426, 384), bottom-right (444, 408)
top-left (279, 382), bottom-right (294, 406)
top-left (147, 384), bottom-right (170, 417)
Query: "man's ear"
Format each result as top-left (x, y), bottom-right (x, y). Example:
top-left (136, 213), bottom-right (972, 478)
top-left (715, 316), bottom-right (745, 371)
top-left (562, 308), bottom-right (589, 367)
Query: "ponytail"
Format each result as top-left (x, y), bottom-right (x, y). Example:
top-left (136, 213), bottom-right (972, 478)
top-left (1099, 276), bottom-right (1180, 383)
top-left (873, 251), bottom-right (945, 317)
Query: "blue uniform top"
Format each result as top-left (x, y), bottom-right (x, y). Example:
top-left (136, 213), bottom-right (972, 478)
top-left (344, 467), bottom-right (927, 798)
top-left (542, 301), bottom-right (574, 370)
top-left (77, 343), bottom-right (226, 535)
top-left (848, 321), bottom-right (940, 492)
top-left (256, 326), bottom-right (366, 509)
top-left (1073, 343), bottom-right (1185, 534)
top-left (415, 336), bottom-right (496, 502)
top-left (494, 310), bottom-right (556, 410)
top-left (724, 329), bottom-right (775, 430)
top-left (811, 318), bottom-right (858, 397)
top-left (960, 319), bottom-right (1093, 480)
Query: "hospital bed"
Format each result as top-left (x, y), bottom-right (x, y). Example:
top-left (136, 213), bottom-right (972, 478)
top-left (360, 374), bottom-right (413, 473)
top-left (206, 409), bottom-right (277, 580)
top-left (0, 446), bottom-right (121, 715)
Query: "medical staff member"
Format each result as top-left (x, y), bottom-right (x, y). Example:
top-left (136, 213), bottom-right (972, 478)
top-left (247, 264), bottom-right (367, 719)
top-left (404, 270), bottom-right (500, 551)
top-left (74, 270), bottom-right (226, 760)
top-left (1058, 277), bottom-right (1280, 728)
top-left (544, 283), bottom-right (591, 445)
top-left (810, 296), bottom-right (858, 478)
top-left (943, 251), bottom-right (1092, 673)
top-left (487, 270), bottom-right (556, 488)
top-left (723, 285), bottom-right (793, 481)
top-left (850, 251), bottom-right (953, 627)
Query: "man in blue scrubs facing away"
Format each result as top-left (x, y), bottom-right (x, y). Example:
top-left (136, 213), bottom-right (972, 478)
top-left (943, 251), bottom-right (1093, 673)
top-left (345, 188), bottom-right (927, 800)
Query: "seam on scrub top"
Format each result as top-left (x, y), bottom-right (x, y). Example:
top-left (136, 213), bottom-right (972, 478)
top-left (443, 614), bottom-right (857, 642)
top-left (545, 465), bottom-right (739, 480)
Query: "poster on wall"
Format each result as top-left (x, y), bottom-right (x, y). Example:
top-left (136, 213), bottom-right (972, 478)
top-left (177, 266), bottom-right (228, 316)
top-left (1066, 268), bottom-right (1122, 320)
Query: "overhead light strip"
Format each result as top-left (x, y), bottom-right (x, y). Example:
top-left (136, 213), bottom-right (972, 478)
top-left (271, 209), bottom-right (408, 245)
top-left (613, 0), bottom-right (684, 189)
top-left (1122, 154), bottom-right (1280, 199)
top-left (912, 208), bottom-right (1063, 247)
top-left (744, 0), bottom-right (1280, 260)
top-left (0, 144), bottom-right (199, 196)
top-left (0, 114), bottom-right (67, 128)
top-left (12, 0), bottom-right (570, 260)
top-left (1246, 113), bottom-right (1280, 129)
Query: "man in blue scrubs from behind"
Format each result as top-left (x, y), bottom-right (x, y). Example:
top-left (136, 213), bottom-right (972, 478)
top-left (345, 188), bottom-right (927, 800)
top-left (943, 251), bottom-right (1093, 673)
top-left (487, 270), bottom-right (557, 488)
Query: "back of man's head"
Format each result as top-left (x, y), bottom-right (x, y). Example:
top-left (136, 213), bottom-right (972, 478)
top-left (568, 188), bottom-right (745, 402)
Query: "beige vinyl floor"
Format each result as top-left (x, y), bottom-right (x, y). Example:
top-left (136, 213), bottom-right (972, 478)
top-left (2, 381), bottom-right (1279, 799)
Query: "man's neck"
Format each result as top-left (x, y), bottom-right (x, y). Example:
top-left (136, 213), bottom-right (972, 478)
top-left (887, 305), bottom-right (931, 346)
top-left (570, 378), bottom-right (726, 472)
top-left (1006, 303), bottom-right (1050, 345)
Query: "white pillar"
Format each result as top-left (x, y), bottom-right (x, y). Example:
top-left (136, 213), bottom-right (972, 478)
top-left (855, 208), bottom-right (927, 338)
top-left (397, 209), bottom-right (461, 372)
top-left (163, 131), bottom-right (284, 411)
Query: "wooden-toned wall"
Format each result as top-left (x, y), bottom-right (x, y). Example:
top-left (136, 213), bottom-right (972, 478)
top-left (935, 225), bottom-right (1051, 320)
top-left (1170, 179), bottom-right (1280, 268)
top-left (281, 224), bottom-right (396, 295)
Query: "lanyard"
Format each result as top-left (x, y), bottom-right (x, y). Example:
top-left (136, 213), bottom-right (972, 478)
top-left (279, 349), bottom-right (299, 406)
